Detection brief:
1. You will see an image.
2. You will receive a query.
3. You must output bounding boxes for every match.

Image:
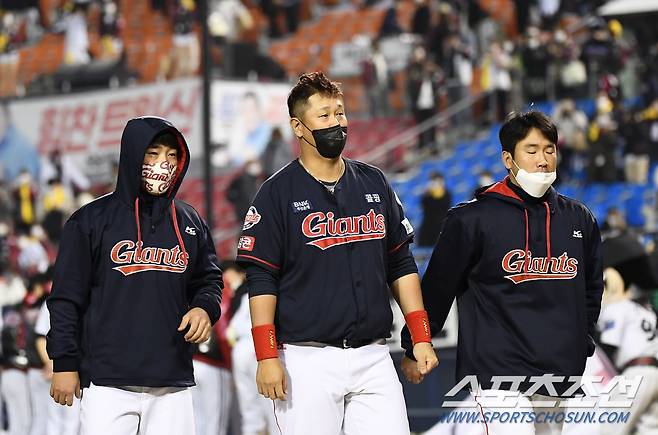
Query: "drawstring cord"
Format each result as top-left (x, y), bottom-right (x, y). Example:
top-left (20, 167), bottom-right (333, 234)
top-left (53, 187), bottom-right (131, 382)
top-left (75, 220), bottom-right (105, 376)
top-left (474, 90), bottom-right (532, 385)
top-left (134, 197), bottom-right (187, 256)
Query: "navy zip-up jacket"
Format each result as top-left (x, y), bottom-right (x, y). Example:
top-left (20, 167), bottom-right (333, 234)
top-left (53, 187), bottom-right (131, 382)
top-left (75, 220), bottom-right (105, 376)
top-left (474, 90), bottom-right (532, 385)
top-left (46, 117), bottom-right (222, 388)
top-left (403, 177), bottom-right (603, 395)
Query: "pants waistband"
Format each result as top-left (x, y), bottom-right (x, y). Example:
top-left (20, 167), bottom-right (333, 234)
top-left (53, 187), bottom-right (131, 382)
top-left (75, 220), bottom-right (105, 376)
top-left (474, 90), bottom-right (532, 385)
top-left (286, 338), bottom-right (386, 349)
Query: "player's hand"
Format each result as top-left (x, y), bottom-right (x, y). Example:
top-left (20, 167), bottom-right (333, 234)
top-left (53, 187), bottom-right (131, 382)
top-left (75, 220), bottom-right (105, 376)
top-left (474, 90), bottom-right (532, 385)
top-left (414, 342), bottom-right (439, 377)
top-left (178, 307), bottom-right (211, 343)
top-left (50, 371), bottom-right (81, 406)
top-left (401, 356), bottom-right (424, 384)
top-left (42, 361), bottom-right (54, 381)
top-left (256, 358), bottom-right (287, 401)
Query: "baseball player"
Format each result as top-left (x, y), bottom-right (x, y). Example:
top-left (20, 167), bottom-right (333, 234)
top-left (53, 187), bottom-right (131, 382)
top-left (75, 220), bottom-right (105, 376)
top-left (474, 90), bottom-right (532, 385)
top-left (598, 267), bottom-right (658, 435)
top-left (46, 117), bottom-right (223, 435)
top-left (34, 301), bottom-right (81, 435)
top-left (191, 260), bottom-right (234, 435)
top-left (237, 71), bottom-right (438, 435)
top-left (406, 111), bottom-right (603, 434)
top-left (1, 287), bottom-right (33, 435)
top-left (225, 260), bottom-right (279, 435)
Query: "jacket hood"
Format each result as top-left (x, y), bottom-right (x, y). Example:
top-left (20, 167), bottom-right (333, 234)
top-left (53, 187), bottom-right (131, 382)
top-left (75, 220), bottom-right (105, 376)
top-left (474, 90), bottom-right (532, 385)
top-left (116, 116), bottom-right (190, 208)
top-left (477, 176), bottom-right (559, 272)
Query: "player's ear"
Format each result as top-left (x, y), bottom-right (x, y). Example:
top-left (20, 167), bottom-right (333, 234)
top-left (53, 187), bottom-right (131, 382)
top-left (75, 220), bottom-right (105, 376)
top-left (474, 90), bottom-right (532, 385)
top-left (502, 151), bottom-right (513, 171)
top-left (290, 118), bottom-right (304, 139)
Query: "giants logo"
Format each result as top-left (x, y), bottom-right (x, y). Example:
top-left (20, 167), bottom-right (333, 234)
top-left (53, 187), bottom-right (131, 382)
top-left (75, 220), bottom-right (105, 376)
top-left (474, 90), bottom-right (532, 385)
top-left (111, 240), bottom-right (189, 276)
top-left (502, 249), bottom-right (578, 284)
top-left (302, 209), bottom-right (386, 250)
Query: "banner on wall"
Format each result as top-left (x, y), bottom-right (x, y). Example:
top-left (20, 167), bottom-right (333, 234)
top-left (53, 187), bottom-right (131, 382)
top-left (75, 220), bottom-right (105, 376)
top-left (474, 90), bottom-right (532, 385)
top-left (5, 78), bottom-right (294, 186)
top-left (7, 78), bottom-right (202, 186)
top-left (210, 81), bottom-right (293, 168)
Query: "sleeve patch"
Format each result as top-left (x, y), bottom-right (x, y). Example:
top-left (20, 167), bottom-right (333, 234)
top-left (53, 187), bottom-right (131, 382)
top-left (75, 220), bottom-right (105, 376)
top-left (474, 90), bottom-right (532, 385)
top-left (238, 236), bottom-right (256, 252)
top-left (242, 206), bottom-right (261, 230)
top-left (402, 218), bottom-right (414, 235)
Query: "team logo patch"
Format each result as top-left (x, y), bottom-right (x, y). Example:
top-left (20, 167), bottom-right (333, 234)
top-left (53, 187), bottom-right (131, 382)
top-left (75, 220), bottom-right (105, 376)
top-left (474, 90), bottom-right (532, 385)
top-left (238, 236), bottom-right (256, 252)
top-left (291, 200), bottom-right (313, 214)
top-left (111, 240), bottom-right (189, 276)
top-left (302, 209), bottom-right (386, 250)
top-left (243, 206), bottom-right (261, 230)
top-left (185, 226), bottom-right (197, 236)
top-left (501, 249), bottom-right (578, 284)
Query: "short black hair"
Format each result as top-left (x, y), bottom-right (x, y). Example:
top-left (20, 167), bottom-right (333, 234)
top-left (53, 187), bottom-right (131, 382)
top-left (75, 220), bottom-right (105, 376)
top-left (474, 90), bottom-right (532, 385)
top-left (150, 131), bottom-right (179, 150)
top-left (499, 111), bottom-right (558, 155)
top-left (287, 71), bottom-right (343, 119)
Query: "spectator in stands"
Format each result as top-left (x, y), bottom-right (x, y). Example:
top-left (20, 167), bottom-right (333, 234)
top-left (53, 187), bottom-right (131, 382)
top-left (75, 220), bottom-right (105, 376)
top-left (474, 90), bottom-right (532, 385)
top-left (553, 99), bottom-right (588, 182)
top-left (362, 38), bottom-right (391, 118)
top-left (62, 1), bottom-right (91, 65)
top-left (621, 108), bottom-right (649, 185)
top-left (168, 0), bottom-right (199, 79)
top-left (601, 207), bottom-right (628, 235)
top-left (418, 172), bottom-right (451, 247)
top-left (41, 178), bottom-right (74, 245)
top-left (0, 102), bottom-right (40, 184)
top-left (260, 0), bottom-right (300, 38)
top-left (17, 225), bottom-right (49, 279)
top-left (0, 178), bottom-right (12, 225)
top-left (407, 46), bottom-right (442, 152)
top-left (227, 159), bottom-right (264, 224)
top-left (443, 31), bottom-right (473, 127)
top-left (411, 0), bottom-right (431, 37)
top-left (99, 0), bottom-right (123, 61)
top-left (484, 41), bottom-right (513, 122)
top-left (262, 127), bottom-right (292, 178)
top-left (208, 0), bottom-right (253, 78)
top-left (378, 1), bottom-right (402, 38)
top-left (581, 21), bottom-right (620, 98)
top-left (587, 110), bottom-right (620, 184)
top-left (557, 37), bottom-right (588, 99)
top-left (638, 98), bottom-right (658, 166)
top-left (12, 170), bottom-right (38, 235)
top-left (0, 11), bottom-right (21, 97)
top-left (520, 27), bottom-right (550, 102)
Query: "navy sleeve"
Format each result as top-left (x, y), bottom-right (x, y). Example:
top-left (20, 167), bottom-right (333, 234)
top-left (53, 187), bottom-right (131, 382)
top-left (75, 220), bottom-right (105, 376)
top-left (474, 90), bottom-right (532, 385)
top-left (236, 182), bottom-right (283, 274)
top-left (584, 212), bottom-right (604, 356)
top-left (401, 208), bottom-right (477, 358)
top-left (387, 242), bottom-right (418, 284)
top-left (47, 219), bottom-right (92, 372)
top-left (188, 219), bottom-right (223, 325)
top-left (245, 263), bottom-right (279, 297)
top-left (382, 175), bottom-right (415, 253)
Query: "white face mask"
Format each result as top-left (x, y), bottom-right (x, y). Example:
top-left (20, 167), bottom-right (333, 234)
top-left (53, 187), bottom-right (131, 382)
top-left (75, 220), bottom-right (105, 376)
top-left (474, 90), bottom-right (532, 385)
top-left (512, 160), bottom-right (556, 198)
top-left (142, 161), bottom-right (177, 195)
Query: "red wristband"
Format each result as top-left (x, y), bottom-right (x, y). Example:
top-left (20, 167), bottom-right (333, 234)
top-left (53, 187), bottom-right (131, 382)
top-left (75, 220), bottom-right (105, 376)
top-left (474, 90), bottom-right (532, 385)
top-left (252, 324), bottom-right (278, 361)
top-left (405, 310), bottom-right (431, 345)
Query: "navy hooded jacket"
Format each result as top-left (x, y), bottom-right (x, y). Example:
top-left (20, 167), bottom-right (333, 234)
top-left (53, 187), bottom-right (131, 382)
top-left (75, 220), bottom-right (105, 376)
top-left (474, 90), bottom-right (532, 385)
top-left (403, 177), bottom-right (603, 395)
top-left (46, 117), bottom-right (222, 388)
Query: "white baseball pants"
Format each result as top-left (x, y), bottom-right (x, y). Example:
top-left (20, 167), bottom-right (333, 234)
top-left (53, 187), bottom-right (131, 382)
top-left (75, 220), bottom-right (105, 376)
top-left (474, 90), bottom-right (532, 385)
top-left (191, 360), bottom-right (232, 435)
top-left (80, 383), bottom-right (194, 435)
top-left (232, 338), bottom-right (279, 435)
top-left (274, 341), bottom-right (410, 435)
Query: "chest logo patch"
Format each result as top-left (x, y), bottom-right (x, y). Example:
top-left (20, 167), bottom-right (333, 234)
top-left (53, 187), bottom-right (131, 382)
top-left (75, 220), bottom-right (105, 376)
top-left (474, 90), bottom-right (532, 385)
top-left (501, 249), bottom-right (578, 284)
top-left (111, 240), bottom-right (189, 276)
top-left (302, 209), bottom-right (386, 250)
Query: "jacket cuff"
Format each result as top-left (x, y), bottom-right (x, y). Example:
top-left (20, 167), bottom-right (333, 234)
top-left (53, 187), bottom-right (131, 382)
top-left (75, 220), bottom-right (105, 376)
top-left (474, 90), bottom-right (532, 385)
top-left (53, 357), bottom-right (79, 372)
top-left (191, 298), bottom-right (221, 325)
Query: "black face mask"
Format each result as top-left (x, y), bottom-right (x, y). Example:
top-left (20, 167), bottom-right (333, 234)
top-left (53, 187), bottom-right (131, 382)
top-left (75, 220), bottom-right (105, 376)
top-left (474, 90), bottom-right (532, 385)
top-left (299, 121), bottom-right (347, 159)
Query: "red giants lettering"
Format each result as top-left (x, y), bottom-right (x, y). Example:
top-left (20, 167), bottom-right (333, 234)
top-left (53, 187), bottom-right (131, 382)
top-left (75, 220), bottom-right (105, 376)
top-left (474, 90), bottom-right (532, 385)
top-left (502, 249), bottom-right (578, 284)
top-left (301, 209), bottom-right (386, 250)
top-left (110, 240), bottom-right (189, 276)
